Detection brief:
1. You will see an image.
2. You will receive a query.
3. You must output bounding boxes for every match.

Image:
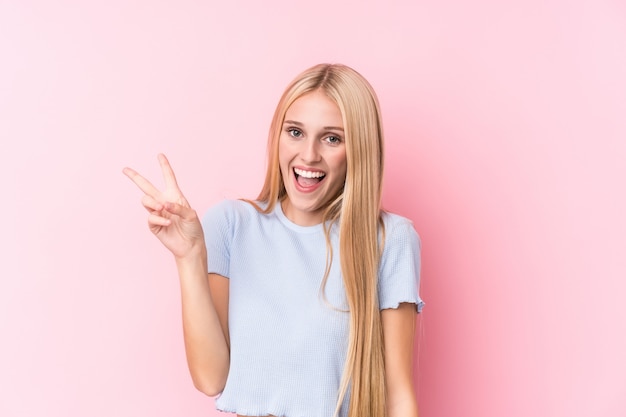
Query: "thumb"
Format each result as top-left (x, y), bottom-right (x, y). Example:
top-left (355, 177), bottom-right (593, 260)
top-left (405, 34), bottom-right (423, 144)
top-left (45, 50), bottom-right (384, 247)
top-left (163, 201), bottom-right (197, 221)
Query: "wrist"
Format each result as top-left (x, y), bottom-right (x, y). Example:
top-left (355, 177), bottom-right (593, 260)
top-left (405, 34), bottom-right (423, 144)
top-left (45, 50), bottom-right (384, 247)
top-left (175, 246), bottom-right (207, 270)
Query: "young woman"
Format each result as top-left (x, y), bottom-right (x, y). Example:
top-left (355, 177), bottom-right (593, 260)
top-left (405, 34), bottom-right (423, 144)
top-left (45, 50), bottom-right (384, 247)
top-left (124, 63), bottom-right (424, 417)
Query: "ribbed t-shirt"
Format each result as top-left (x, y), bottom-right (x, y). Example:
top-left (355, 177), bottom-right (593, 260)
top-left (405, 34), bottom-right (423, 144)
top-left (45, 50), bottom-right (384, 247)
top-left (201, 199), bottom-right (424, 417)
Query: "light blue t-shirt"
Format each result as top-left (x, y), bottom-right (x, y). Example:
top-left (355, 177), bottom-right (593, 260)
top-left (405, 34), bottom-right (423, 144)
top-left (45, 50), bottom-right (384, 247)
top-left (202, 200), bottom-right (423, 417)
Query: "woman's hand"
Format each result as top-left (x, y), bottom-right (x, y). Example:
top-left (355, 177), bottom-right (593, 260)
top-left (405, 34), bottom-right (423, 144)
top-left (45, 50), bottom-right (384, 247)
top-left (125, 155), bottom-right (230, 394)
top-left (123, 153), bottom-right (205, 260)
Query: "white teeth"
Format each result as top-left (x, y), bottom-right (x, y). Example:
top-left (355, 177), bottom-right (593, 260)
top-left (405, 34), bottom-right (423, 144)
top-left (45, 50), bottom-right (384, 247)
top-left (294, 168), bottom-right (325, 178)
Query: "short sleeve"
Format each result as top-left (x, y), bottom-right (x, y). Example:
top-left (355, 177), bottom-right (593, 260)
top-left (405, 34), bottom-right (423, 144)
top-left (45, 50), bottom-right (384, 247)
top-left (378, 215), bottom-right (424, 313)
top-left (201, 200), bottom-right (235, 278)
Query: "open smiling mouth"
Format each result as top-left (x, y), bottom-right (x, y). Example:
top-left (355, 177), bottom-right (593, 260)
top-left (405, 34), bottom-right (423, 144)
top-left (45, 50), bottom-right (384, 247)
top-left (294, 167), bottom-right (326, 187)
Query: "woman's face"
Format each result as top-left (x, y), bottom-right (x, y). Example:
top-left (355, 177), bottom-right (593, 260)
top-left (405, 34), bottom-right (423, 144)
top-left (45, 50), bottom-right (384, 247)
top-left (279, 91), bottom-right (347, 226)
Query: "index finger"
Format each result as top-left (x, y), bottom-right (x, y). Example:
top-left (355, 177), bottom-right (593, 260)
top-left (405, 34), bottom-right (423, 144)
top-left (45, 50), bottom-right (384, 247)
top-left (122, 166), bottom-right (160, 197)
top-left (158, 153), bottom-right (181, 192)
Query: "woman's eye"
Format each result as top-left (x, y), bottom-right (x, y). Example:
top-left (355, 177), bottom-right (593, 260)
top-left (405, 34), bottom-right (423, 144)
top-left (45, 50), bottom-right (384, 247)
top-left (287, 128), bottom-right (303, 138)
top-left (325, 135), bottom-right (341, 144)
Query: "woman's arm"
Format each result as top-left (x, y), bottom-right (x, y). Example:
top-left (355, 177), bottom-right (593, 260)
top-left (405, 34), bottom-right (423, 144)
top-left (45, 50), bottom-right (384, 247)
top-left (124, 154), bottom-right (230, 396)
top-left (382, 303), bottom-right (420, 417)
top-left (176, 259), bottom-right (230, 396)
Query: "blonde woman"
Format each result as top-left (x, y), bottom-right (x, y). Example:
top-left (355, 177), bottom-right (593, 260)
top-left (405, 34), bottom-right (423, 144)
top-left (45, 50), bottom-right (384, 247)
top-left (124, 64), bottom-right (424, 417)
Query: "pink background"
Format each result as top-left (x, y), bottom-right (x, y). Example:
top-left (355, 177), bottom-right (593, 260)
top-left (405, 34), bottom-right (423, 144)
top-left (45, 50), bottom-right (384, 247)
top-left (1, 1), bottom-right (625, 416)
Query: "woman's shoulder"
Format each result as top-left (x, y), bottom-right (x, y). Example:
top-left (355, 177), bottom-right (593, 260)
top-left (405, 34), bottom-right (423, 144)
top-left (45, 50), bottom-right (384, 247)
top-left (380, 210), bottom-right (421, 247)
top-left (208, 199), bottom-right (260, 213)
top-left (202, 199), bottom-right (265, 226)
top-left (207, 199), bottom-right (265, 215)
top-left (381, 210), bottom-right (417, 231)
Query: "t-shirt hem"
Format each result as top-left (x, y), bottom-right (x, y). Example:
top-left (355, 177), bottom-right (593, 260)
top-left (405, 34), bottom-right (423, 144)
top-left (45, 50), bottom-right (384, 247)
top-left (380, 299), bottom-right (425, 313)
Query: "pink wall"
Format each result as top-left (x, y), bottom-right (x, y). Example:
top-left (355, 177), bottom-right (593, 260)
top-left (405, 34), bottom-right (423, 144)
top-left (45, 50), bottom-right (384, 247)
top-left (2, 1), bottom-right (625, 416)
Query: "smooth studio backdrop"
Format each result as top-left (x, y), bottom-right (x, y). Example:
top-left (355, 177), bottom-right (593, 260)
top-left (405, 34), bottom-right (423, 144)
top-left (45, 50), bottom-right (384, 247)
top-left (1, 1), bottom-right (625, 416)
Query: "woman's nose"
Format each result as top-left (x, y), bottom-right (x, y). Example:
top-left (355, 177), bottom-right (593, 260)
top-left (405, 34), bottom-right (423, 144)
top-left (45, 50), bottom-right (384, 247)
top-left (300, 139), bottom-right (321, 163)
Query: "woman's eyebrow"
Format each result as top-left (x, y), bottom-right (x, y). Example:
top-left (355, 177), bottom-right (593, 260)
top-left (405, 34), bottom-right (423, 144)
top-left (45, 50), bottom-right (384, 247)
top-left (283, 120), bottom-right (344, 131)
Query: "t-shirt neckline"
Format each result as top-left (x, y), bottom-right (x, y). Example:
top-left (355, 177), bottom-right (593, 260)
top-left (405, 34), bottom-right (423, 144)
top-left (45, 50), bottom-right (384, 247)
top-left (274, 200), bottom-right (326, 234)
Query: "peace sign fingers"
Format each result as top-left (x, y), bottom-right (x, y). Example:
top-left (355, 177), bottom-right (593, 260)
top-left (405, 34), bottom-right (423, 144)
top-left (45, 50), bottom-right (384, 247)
top-left (122, 165), bottom-right (161, 200)
top-left (158, 153), bottom-right (181, 193)
top-left (123, 154), bottom-right (204, 258)
top-left (123, 154), bottom-right (187, 205)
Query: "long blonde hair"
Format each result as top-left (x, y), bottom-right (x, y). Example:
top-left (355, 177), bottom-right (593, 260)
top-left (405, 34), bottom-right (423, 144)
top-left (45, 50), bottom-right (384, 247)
top-left (255, 64), bottom-right (386, 417)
